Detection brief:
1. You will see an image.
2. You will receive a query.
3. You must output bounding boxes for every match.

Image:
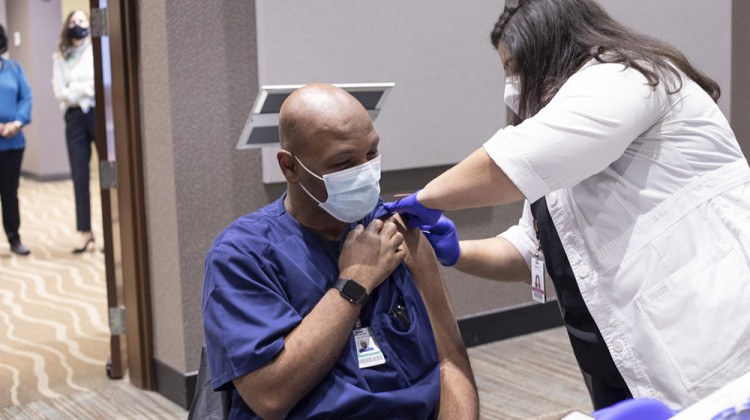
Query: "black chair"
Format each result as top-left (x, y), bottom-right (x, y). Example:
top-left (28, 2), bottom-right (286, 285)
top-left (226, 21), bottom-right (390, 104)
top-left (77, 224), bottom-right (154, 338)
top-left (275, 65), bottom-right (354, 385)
top-left (187, 347), bottom-right (232, 420)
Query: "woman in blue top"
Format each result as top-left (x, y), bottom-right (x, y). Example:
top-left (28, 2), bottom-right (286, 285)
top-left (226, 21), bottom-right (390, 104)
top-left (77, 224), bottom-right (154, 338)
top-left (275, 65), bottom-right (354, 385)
top-left (0, 24), bottom-right (32, 256)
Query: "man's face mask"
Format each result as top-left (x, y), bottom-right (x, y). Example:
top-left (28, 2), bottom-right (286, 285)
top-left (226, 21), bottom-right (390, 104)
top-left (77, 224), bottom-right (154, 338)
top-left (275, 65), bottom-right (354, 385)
top-left (295, 155), bottom-right (381, 223)
top-left (504, 76), bottom-right (521, 116)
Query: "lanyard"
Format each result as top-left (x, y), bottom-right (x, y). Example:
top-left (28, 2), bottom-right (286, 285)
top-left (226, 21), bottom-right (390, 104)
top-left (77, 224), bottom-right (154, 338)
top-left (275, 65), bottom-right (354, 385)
top-left (531, 218), bottom-right (547, 303)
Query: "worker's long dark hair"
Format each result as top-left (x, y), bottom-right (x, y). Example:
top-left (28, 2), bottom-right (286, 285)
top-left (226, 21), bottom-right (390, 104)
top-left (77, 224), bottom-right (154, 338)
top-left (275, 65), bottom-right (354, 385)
top-left (491, 0), bottom-right (721, 123)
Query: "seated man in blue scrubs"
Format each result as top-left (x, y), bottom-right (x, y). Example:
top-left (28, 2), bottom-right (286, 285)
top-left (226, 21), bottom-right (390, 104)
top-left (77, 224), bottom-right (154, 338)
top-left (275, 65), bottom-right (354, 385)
top-left (202, 83), bottom-right (479, 420)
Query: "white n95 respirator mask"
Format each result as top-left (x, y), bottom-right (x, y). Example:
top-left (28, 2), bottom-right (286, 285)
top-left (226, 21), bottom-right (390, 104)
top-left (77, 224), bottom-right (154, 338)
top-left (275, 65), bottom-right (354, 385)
top-left (504, 76), bottom-right (521, 115)
top-left (295, 155), bottom-right (382, 223)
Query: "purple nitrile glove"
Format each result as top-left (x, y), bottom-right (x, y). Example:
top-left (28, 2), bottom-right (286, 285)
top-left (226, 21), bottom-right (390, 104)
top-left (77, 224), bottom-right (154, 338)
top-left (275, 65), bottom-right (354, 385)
top-left (593, 398), bottom-right (677, 420)
top-left (383, 190), bottom-right (443, 228)
top-left (420, 215), bottom-right (460, 267)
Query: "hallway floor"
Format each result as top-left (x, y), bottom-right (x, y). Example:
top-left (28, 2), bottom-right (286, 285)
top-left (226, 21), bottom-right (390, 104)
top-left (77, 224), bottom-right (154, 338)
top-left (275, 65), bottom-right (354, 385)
top-left (0, 177), bottom-right (109, 407)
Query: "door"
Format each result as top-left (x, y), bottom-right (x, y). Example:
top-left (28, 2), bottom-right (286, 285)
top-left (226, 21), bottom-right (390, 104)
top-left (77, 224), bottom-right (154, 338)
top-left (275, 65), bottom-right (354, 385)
top-left (90, 0), bottom-right (124, 380)
top-left (89, 0), bottom-right (154, 388)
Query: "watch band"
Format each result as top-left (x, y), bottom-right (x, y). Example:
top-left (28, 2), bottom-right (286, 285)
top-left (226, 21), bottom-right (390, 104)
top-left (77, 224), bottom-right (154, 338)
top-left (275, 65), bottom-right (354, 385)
top-left (334, 278), bottom-right (369, 305)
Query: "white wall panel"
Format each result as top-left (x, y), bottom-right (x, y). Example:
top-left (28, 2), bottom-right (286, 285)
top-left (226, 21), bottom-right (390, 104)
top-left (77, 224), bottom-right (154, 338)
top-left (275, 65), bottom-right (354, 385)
top-left (256, 1), bottom-right (507, 173)
top-left (255, 0), bottom-right (732, 172)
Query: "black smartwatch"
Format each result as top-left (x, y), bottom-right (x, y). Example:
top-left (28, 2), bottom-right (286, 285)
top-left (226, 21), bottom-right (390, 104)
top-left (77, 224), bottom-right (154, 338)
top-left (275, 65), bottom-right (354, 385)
top-left (334, 278), bottom-right (369, 305)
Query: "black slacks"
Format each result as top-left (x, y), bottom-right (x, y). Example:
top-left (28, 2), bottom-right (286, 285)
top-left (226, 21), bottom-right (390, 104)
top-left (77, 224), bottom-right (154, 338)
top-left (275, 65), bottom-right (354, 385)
top-left (0, 148), bottom-right (24, 243)
top-left (65, 107), bottom-right (96, 232)
top-left (581, 368), bottom-right (634, 410)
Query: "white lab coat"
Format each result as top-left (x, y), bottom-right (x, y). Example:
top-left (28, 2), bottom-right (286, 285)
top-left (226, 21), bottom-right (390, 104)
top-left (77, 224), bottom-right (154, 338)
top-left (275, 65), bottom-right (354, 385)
top-left (485, 58), bottom-right (750, 409)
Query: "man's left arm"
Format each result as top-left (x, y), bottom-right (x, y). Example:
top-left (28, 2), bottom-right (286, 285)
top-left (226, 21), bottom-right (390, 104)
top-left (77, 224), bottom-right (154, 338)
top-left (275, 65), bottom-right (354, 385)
top-left (391, 214), bottom-right (479, 419)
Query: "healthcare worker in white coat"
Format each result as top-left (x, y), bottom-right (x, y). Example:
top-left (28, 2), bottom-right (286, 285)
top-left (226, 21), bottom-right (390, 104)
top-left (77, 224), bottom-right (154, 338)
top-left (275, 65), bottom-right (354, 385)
top-left (385, 0), bottom-right (750, 411)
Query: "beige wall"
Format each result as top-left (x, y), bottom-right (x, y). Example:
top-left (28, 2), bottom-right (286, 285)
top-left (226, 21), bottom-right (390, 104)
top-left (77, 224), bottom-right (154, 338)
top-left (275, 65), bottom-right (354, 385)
top-left (61, 0), bottom-right (90, 22)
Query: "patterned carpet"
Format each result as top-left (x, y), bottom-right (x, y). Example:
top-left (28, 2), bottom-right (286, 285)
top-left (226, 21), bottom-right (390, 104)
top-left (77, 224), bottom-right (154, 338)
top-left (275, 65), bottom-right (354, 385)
top-left (0, 177), bottom-right (110, 408)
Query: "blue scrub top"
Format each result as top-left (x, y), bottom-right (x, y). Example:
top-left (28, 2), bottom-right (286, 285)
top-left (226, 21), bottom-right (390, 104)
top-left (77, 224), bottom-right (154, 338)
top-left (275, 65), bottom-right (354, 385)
top-left (202, 195), bottom-right (441, 420)
top-left (0, 59), bottom-right (32, 152)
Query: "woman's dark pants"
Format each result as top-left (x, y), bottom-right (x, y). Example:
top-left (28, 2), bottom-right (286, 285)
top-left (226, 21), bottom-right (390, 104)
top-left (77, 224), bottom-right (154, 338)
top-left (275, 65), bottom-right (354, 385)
top-left (65, 107), bottom-right (96, 232)
top-left (0, 148), bottom-right (24, 244)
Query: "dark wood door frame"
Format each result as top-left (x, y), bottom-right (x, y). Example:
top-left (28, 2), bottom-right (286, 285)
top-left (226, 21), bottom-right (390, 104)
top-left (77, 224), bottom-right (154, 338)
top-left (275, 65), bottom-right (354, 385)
top-left (109, 0), bottom-right (154, 389)
top-left (91, 0), bottom-right (154, 389)
top-left (90, 0), bottom-right (123, 380)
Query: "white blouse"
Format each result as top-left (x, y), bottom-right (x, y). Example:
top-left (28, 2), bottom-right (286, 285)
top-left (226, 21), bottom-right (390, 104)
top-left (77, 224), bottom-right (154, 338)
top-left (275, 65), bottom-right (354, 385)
top-left (52, 38), bottom-right (95, 113)
top-left (486, 59), bottom-right (750, 409)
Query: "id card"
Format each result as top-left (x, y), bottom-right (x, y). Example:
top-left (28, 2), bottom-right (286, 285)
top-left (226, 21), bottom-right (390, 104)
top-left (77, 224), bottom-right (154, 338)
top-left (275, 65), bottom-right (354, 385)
top-left (531, 255), bottom-right (546, 303)
top-left (353, 327), bottom-right (385, 369)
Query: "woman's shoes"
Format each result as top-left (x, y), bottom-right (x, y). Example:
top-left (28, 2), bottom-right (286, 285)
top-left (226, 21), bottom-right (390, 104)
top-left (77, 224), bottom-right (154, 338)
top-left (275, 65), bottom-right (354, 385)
top-left (72, 236), bottom-right (95, 254)
top-left (10, 241), bottom-right (31, 255)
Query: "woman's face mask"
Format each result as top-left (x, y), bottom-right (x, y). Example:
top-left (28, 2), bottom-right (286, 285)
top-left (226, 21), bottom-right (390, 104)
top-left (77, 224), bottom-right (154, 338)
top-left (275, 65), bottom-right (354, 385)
top-left (504, 76), bottom-right (521, 116)
top-left (295, 155), bottom-right (382, 223)
top-left (67, 24), bottom-right (89, 40)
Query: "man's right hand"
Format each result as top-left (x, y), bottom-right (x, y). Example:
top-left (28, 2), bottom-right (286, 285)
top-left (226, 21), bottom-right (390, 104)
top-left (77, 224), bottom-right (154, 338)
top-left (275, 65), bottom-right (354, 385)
top-left (339, 219), bottom-right (406, 294)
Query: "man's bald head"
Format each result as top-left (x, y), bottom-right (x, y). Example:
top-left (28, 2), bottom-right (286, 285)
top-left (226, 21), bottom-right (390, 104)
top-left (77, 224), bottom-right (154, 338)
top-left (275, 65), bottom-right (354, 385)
top-left (279, 84), bottom-right (373, 156)
top-left (276, 83), bottom-right (381, 233)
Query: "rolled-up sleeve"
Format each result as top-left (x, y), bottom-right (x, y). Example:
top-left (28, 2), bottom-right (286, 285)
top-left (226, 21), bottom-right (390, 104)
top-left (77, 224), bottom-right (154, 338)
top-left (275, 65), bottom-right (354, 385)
top-left (483, 63), bottom-right (666, 202)
top-left (499, 200), bottom-right (536, 270)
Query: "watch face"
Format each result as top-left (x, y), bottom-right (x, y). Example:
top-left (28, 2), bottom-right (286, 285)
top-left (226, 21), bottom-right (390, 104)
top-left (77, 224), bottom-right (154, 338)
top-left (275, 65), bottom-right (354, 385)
top-left (341, 280), bottom-right (365, 300)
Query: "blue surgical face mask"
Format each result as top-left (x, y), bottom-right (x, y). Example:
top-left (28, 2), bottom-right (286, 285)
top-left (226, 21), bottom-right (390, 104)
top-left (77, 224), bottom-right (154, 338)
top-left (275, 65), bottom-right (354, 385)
top-left (504, 76), bottom-right (521, 115)
top-left (295, 155), bottom-right (382, 223)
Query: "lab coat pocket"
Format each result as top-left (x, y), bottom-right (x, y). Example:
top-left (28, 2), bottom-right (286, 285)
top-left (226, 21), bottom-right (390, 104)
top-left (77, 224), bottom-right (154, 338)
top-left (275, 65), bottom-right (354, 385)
top-left (635, 240), bottom-right (750, 390)
top-left (373, 295), bottom-right (439, 386)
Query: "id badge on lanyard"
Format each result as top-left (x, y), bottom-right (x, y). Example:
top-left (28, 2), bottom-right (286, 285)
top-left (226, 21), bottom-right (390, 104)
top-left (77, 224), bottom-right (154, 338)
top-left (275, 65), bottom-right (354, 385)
top-left (532, 219), bottom-right (546, 303)
top-left (353, 320), bottom-right (385, 369)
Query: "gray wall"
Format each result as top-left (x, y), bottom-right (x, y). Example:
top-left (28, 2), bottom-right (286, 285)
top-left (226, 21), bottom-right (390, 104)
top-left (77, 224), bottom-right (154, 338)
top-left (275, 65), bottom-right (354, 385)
top-left (0, 0), bottom-right (6, 29)
top-left (598, 0), bottom-right (732, 117)
top-left (138, 0), bottom-right (184, 373)
top-left (138, 0), bottom-right (521, 374)
top-left (253, 0), bottom-right (732, 182)
top-left (255, 0), bottom-right (508, 175)
top-left (139, 0), bottom-right (261, 373)
top-left (6, 0), bottom-right (70, 180)
top-left (139, 0), bottom-right (746, 374)
top-left (732, 0), bottom-right (750, 153)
